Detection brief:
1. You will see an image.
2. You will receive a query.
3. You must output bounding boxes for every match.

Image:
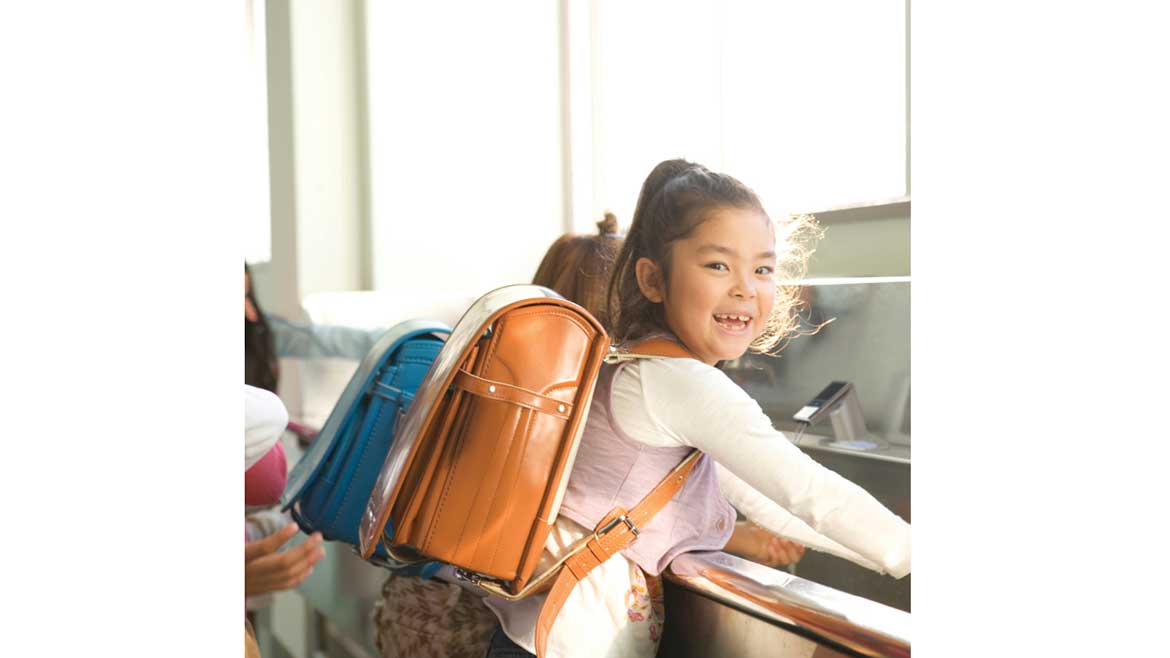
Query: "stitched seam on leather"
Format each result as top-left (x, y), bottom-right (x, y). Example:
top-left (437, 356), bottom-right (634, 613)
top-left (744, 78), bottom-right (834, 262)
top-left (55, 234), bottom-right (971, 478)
top-left (433, 316), bottom-right (502, 562)
top-left (484, 406), bottom-right (532, 573)
top-left (331, 396), bottom-right (395, 530)
top-left (465, 404), bottom-right (521, 571)
top-left (329, 364), bottom-right (417, 529)
top-left (424, 394), bottom-right (476, 552)
top-left (456, 373), bottom-right (571, 417)
top-left (397, 386), bottom-right (462, 550)
top-left (465, 393), bottom-right (565, 418)
top-left (483, 317), bottom-right (503, 369)
top-left (461, 371), bottom-right (550, 399)
top-left (317, 397), bottom-right (378, 521)
top-left (543, 381), bottom-right (581, 394)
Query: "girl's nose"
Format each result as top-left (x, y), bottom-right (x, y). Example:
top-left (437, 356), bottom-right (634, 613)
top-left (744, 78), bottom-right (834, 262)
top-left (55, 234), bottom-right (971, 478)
top-left (730, 274), bottom-right (756, 299)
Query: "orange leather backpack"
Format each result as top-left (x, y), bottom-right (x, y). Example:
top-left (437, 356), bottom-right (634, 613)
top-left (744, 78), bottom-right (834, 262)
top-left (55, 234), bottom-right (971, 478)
top-left (359, 285), bottom-right (700, 657)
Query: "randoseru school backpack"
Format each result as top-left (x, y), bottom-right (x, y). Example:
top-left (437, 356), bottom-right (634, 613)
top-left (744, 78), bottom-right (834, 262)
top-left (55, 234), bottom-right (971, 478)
top-left (281, 318), bottom-right (450, 571)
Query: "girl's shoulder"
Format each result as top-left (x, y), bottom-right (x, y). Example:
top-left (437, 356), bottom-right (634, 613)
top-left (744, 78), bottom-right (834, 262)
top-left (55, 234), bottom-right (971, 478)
top-left (613, 355), bottom-right (772, 448)
top-left (618, 354), bottom-right (754, 406)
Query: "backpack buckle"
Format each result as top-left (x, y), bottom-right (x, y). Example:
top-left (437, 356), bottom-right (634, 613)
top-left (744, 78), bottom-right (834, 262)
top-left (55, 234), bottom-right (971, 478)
top-left (453, 567), bottom-right (483, 585)
top-left (596, 514), bottom-right (639, 538)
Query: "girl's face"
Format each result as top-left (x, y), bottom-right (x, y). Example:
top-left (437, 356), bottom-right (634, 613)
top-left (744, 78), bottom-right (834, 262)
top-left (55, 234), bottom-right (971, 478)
top-left (635, 206), bottom-right (776, 365)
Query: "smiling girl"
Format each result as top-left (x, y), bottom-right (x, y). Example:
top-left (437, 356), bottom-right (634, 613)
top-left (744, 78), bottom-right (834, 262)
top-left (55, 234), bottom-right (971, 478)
top-left (479, 159), bottom-right (911, 658)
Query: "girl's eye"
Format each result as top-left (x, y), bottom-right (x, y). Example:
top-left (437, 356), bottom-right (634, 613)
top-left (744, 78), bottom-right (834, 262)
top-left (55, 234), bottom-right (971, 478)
top-left (756, 266), bottom-right (774, 276)
top-left (706, 263), bottom-right (729, 272)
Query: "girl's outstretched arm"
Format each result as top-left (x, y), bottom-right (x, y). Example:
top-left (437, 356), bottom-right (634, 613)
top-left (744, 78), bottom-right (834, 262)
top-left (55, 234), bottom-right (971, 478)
top-left (613, 358), bottom-right (910, 578)
top-left (715, 462), bottom-right (884, 573)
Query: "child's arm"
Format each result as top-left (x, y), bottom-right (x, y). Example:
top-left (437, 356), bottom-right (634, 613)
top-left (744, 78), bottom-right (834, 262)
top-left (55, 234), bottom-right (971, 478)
top-left (267, 315), bottom-right (385, 361)
top-left (617, 359), bottom-right (910, 578)
top-left (722, 520), bottom-right (806, 568)
top-left (716, 463), bottom-right (883, 572)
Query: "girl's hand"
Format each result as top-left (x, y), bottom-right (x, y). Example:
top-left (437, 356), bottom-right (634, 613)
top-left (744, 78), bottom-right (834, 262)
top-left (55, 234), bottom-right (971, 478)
top-left (724, 520), bottom-right (806, 568)
top-left (245, 524), bottom-right (326, 596)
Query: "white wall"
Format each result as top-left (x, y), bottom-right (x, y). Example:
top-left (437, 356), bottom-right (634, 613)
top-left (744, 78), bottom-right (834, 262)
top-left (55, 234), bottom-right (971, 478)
top-left (259, 0), bottom-right (371, 317)
top-left (290, 0), bottom-right (367, 297)
top-left (364, 1), bottom-right (566, 298)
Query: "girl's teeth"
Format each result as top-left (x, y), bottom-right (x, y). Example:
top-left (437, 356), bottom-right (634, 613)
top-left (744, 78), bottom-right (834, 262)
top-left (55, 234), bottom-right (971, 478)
top-left (714, 313), bottom-right (750, 330)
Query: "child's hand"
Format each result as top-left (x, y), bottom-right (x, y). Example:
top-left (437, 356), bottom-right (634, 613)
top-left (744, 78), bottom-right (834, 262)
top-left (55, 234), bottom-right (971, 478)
top-left (724, 520), bottom-right (806, 568)
top-left (244, 524), bottom-right (326, 597)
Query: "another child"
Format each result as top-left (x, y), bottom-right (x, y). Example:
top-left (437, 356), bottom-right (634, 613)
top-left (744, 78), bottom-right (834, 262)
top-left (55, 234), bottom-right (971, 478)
top-left (531, 212), bottom-right (623, 327)
top-left (482, 159), bottom-right (911, 658)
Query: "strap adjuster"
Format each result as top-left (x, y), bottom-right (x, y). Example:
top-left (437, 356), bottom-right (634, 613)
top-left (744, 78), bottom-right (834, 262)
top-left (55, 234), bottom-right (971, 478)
top-left (596, 514), bottom-right (639, 538)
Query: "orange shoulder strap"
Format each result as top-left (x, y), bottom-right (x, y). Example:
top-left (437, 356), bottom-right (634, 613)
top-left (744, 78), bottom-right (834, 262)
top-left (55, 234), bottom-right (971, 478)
top-left (534, 336), bottom-right (702, 657)
top-left (605, 335), bottom-right (697, 362)
top-left (534, 450), bottom-right (701, 657)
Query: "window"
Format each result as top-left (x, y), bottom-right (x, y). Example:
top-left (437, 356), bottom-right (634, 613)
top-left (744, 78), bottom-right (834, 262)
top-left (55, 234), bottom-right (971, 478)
top-left (581, 0), bottom-right (907, 226)
top-left (364, 2), bottom-right (564, 295)
top-left (358, 1), bottom-right (908, 295)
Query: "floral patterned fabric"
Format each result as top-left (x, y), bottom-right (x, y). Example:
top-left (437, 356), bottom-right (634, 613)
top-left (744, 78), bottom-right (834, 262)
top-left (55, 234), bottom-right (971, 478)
top-left (624, 568), bottom-right (665, 643)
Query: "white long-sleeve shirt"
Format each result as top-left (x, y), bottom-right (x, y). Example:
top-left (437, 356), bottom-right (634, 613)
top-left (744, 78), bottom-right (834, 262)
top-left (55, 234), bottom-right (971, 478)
top-left (612, 357), bottom-right (910, 577)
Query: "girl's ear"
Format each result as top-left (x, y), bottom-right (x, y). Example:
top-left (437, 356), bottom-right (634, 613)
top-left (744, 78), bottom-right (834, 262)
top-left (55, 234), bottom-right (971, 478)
top-left (634, 257), bottom-right (665, 303)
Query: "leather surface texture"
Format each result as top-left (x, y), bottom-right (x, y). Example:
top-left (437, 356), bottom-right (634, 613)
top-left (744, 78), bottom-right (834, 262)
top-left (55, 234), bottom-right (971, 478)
top-left (380, 296), bottom-right (610, 592)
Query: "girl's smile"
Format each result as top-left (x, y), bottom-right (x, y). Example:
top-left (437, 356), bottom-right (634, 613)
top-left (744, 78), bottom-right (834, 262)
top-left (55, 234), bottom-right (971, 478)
top-left (712, 312), bottom-right (754, 335)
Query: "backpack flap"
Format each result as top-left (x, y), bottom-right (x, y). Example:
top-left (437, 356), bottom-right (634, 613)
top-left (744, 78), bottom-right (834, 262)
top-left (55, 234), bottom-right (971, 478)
top-left (281, 319), bottom-right (450, 513)
top-left (359, 285), bottom-right (610, 595)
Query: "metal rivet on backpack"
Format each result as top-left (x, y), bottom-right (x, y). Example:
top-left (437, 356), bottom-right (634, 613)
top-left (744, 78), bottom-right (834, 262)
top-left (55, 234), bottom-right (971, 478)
top-left (488, 385), bottom-right (496, 394)
top-left (557, 404), bottom-right (566, 413)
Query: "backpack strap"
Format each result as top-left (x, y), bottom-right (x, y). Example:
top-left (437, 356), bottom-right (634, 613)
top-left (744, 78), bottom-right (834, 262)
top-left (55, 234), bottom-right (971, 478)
top-left (534, 450), bottom-right (702, 657)
top-left (605, 335), bottom-right (697, 363)
top-left (534, 336), bottom-right (702, 658)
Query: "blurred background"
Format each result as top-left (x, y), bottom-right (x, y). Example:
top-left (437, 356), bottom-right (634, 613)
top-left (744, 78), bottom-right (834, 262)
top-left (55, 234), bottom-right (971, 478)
top-left (244, 1), bottom-right (908, 311)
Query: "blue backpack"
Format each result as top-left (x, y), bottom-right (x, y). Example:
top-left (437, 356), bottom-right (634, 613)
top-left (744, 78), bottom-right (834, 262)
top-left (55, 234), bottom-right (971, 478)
top-left (281, 318), bottom-right (449, 573)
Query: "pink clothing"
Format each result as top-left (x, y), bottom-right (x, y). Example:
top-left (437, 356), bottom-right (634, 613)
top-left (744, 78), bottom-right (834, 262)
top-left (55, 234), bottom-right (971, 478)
top-left (558, 363), bottom-right (735, 576)
top-left (245, 441), bottom-right (287, 507)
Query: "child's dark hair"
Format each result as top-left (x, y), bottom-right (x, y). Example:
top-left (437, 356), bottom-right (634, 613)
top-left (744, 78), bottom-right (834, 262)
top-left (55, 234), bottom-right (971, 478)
top-left (532, 212), bottom-right (622, 326)
top-left (606, 158), bottom-right (821, 354)
top-left (245, 263), bottom-right (280, 393)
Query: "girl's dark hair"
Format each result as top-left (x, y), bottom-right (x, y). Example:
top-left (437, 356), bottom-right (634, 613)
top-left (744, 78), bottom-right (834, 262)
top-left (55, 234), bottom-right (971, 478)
top-left (606, 158), bottom-right (821, 354)
top-left (532, 212), bottom-right (623, 327)
top-left (245, 263), bottom-right (280, 393)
